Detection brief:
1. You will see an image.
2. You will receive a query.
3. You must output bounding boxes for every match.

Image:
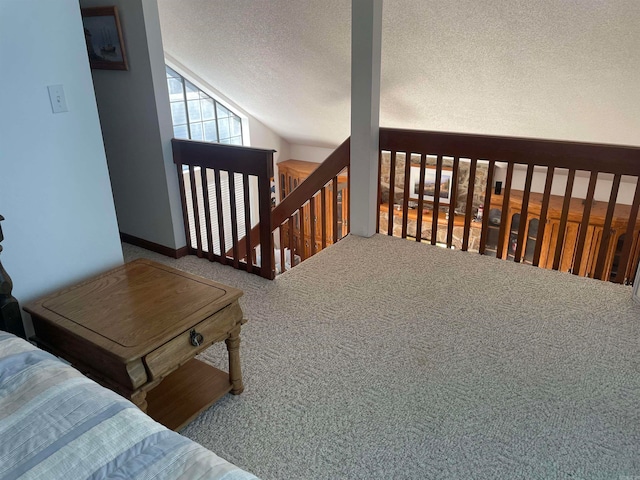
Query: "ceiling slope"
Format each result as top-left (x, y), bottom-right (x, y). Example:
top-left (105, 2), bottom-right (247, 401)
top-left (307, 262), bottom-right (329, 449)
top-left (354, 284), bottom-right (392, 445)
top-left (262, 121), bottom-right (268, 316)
top-left (158, 0), bottom-right (640, 148)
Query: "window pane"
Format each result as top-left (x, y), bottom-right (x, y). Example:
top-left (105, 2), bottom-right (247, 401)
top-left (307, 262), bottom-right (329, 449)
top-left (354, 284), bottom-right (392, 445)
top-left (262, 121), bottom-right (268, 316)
top-left (170, 102), bottom-right (187, 125)
top-left (190, 122), bottom-right (203, 140)
top-left (187, 99), bottom-right (202, 122)
top-left (218, 117), bottom-right (230, 140)
top-left (203, 121), bottom-right (218, 142)
top-left (230, 116), bottom-right (242, 136)
top-left (166, 66), bottom-right (180, 78)
top-left (173, 124), bottom-right (189, 139)
top-left (201, 98), bottom-right (215, 121)
top-left (165, 65), bottom-right (243, 146)
top-left (185, 80), bottom-right (199, 100)
top-left (216, 103), bottom-right (230, 119)
top-left (167, 78), bottom-right (184, 102)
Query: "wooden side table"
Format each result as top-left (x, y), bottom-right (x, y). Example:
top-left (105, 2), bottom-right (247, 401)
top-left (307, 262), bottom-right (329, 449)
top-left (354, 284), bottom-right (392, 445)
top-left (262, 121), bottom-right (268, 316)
top-left (24, 259), bottom-right (246, 431)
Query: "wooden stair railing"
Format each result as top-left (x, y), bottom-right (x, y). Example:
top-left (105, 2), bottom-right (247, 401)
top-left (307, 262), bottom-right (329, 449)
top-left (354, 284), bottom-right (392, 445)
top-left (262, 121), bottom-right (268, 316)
top-left (378, 128), bottom-right (640, 284)
top-left (172, 139), bottom-right (275, 279)
top-left (231, 138), bottom-right (351, 273)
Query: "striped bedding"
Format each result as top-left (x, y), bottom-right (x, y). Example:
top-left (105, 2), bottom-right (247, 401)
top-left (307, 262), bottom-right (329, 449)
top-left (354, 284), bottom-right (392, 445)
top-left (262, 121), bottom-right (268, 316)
top-left (0, 332), bottom-right (258, 480)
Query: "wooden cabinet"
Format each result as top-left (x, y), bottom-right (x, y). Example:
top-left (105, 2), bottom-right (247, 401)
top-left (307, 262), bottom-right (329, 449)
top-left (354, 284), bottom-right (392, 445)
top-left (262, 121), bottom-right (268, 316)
top-left (276, 160), bottom-right (348, 259)
top-left (488, 190), bottom-right (640, 282)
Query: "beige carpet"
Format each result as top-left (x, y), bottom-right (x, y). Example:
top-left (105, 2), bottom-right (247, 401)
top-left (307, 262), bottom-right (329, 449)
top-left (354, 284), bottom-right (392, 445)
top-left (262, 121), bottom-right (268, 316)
top-left (123, 234), bottom-right (639, 480)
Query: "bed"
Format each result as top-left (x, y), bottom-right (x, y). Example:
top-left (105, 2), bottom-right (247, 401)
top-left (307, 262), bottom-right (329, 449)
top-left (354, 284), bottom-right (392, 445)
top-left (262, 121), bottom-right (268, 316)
top-left (0, 331), bottom-right (258, 480)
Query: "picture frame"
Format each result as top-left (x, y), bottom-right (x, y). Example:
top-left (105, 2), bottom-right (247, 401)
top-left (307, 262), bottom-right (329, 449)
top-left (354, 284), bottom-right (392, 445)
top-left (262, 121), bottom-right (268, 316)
top-left (81, 6), bottom-right (128, 71)
top-left (408, 165), bottom-right (453, 204)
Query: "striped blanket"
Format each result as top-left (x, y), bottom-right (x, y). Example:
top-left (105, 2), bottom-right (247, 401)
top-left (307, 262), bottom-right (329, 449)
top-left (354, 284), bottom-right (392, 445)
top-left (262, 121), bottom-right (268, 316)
top-left (0, 332), bottom-right (258, 480)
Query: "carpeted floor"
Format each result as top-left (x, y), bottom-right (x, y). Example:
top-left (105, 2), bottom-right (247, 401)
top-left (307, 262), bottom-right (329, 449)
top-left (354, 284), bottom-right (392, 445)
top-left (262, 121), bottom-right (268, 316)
top-left (123, 234), bottom-right (639, 480)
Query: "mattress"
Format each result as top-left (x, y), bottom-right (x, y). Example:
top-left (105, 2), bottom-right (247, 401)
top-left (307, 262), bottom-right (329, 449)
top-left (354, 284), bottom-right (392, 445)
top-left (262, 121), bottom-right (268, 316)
top-left (0, 332), bottom-right (258, 480)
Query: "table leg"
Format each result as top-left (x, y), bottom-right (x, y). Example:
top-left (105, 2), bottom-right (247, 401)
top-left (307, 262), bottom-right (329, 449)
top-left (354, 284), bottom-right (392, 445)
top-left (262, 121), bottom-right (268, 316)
top-left (225, 326), bottom-right (244, 395)
top-left (130, 390), bottom-right (148, 412)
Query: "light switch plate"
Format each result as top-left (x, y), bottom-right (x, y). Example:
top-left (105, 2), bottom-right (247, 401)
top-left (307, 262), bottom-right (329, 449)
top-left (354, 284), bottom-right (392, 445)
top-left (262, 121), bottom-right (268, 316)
top-left (48, 84), bottom-right (68, 113)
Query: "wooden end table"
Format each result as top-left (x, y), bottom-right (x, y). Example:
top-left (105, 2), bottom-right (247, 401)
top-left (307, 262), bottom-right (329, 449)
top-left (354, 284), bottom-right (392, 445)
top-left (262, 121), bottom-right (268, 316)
top-left (24, 259), bottom-right (245, 431)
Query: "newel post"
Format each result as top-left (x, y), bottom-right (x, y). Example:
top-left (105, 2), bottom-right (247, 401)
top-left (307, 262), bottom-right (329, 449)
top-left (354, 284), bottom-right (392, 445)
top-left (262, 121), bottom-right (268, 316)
top-left (0, 215), bottom-right (26, 338)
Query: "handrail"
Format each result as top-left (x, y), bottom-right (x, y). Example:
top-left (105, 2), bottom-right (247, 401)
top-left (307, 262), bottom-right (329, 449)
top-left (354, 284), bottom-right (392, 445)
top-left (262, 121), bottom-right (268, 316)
top-left (380, 128), bottom-right (640, 176)
top-left (271, 138), bottom-right (350, 228)
top-left (172, 138), bottom-right (275, 279)
top-left (378, 128), bottom-right (640, 284)
top-left (230, 138), bottom-right (351, 263)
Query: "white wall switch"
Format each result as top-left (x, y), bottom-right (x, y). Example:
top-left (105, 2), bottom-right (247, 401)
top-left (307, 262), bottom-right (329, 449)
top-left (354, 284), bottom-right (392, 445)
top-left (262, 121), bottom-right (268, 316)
top-left (47, 84), bottom-right (68, 113)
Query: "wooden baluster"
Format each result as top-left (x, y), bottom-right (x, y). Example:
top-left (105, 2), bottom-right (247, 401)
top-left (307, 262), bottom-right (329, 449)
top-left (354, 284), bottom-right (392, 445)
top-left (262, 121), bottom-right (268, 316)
top-left (496, 162), bottom-right (514, 260)
top-left (613, 179), bottom-right (640, 284)
top-left (572, 171), bottom-right (598, 275)
top-left (401, 153), bottom-right (412, 238)
top-left (388, 151), bottom-right (396, 236)
top-left (346, 164), bottom-right (350, 236)
top-left (242, 173), bottom-right (252, 272)
top-left (299, 205), bottom-right (306, 261)
top-left (321, 186), bottom-right (327, 249)
top-left (228, 172), bottom-right (240, 268)
top-left (479, 160), bottom-right (495, 255)
top-left (553, 169), bottom-right (576, 271)
top-left (332, 176), bottom-right (339, 243)
top-left (532, 166), bottom-right (555, 267)
top-left (288, 215), bottom-right (295, 266)
top-left (176, 164), bottom-right (192, 251)
top-left (446, 158), bottom-right (460, 249)
top-left (200, 168), bottom-right (215, 261)
top-left (416, 154), bottom-right (426, 243)
top-left (310, 195), bottom-right (317, 255)
top-left (462, 158), bottom-right (477, 251)
top-left (431, 155), bottom-right (442, 246)
top-left (377, 150), bottom-right (382, 233)
top-left (279, 225), bottom-right (286, 273)
top-left (189, 166), bottom-right (203, 258)
top-left (594, 174), bottom-right (621, 280)
top-left (258, 165), bottom-right (274, 279)
top-left (213, 169), bottom-right (227, 263)
top-left (514, 164), bottom-right (534, 262)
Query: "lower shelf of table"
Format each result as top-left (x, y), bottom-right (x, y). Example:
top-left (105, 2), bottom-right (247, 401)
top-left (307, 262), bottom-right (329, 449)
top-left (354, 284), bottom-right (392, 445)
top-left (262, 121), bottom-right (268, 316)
top-left (146, 358), bottom-right (232, 431)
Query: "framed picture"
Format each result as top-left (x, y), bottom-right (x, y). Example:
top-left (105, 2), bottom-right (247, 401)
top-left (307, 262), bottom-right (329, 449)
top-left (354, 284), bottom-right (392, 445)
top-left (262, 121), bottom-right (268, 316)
top-left (81, 6), bottom-right (128, 71)
top-left (409, 165), bottom-right (453, 204)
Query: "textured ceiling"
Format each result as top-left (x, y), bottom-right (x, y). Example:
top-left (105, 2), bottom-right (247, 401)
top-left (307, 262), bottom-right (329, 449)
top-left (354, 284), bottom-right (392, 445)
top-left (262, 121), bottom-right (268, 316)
top-left (157, 0), bottom-right (640, 148)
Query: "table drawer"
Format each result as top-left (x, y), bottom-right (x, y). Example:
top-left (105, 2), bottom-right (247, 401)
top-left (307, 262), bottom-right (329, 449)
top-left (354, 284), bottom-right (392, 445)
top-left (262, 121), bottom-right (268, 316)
top-left (144, 301), bottom-right (243, 380)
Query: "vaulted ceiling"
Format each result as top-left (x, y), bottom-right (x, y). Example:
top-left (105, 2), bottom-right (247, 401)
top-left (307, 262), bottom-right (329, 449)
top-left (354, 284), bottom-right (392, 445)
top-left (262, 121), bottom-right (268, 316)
top-left (157, 0), bottom-right (640, 148)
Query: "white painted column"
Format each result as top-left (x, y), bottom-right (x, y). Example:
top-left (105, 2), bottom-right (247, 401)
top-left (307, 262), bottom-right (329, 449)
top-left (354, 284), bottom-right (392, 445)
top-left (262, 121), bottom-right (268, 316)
top-left (350, 0), bottom-right (383, 238)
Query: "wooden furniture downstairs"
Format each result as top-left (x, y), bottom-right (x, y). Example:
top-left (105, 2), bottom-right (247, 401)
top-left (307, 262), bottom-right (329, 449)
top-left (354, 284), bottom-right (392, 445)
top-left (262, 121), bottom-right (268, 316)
top-left (277, 159), bottom-right (349, 258)
top-left (24, 259), bottom-right (246, 431)
top-left (488, 190), bottom-right (640, 281)
top-left (381, 189), bottom-right (640, 282)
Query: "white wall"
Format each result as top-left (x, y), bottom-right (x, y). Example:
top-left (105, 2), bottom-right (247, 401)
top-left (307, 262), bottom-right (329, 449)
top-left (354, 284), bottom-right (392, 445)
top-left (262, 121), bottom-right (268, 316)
top-left (494, 165), bottom-right (638, 206)
top-left (288, 144), bottom-right (336, 164)
top-left (0, 0), bottom-right (124, 332)
top-left (80, 0), bottom-right (185, 250)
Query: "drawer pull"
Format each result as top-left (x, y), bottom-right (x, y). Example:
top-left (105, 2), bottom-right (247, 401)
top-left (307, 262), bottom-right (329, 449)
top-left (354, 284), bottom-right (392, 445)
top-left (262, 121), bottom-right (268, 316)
top-left (189, 329), bottom-right (204, 347)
